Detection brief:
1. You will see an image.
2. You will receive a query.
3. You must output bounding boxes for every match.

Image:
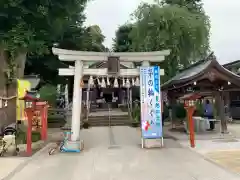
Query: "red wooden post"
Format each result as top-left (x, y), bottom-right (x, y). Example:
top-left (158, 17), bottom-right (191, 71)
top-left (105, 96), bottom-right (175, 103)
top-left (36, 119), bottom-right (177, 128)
top-left (40, 107), bottom-right (44, 140)
top-left (37, 102), bottom-right (48, 141)
top-left (45, 104), bottom-right (48, 139)
top-left (182, 94), bottom-right (201, 148)
top-left (187, 107), bottom-right (195, 148)
top-left (25, 109), bottom-right (33, 156)
top-left (42, 104), bottom-right (48, 140)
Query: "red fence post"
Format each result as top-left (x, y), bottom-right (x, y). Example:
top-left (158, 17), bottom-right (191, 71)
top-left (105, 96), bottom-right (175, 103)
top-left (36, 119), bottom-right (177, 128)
top-left (45, 104), bottom-right (48, 139)
top-left (40, 107), bottom-right (44, 141)
top-left (25, 109), bottom-right (33, 156)
top-left (42, 104), bottom-right (48, 140)
top-left (37, 102), bottom-right (48, 141)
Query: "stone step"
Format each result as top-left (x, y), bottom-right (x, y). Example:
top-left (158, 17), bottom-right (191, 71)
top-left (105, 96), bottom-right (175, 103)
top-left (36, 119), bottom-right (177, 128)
top-left (87, 116), bottom-right (129, 120)
top-left (90, 108), bottom-right (122, 112)
top-left (88, 119), bottom-right (130, 123)
top-left (88, 117), bottom-right (130, 121)
top-left (89, 122), bottom-right (131, 127)
top-left (86, 115), bottom-right (131, 126)
top-left (90, 108), bottom-right (109, 112)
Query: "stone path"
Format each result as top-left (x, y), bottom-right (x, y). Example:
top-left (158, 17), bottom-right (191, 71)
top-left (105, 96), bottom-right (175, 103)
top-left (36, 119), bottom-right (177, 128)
top-left (0, 158), bottom-right (26, 180)
top-left (165, 122), bottom-right (240, 177)
top-left (179, 139), bottom-right (240, 154)
top-left (2, 126), bottom-right (239, 180)
top-left (179, 139), bottom-right (240, 176)
top-left (206, 150), bottom-right (240, 174)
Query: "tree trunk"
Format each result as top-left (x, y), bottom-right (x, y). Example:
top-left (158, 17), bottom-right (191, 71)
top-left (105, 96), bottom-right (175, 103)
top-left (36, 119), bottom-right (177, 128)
top-left (15, 52), bottom-right (27, 78)
top-left (0, 48), bottom-right (7, 96)
top-left (0, 49), bottom-right (17, 129)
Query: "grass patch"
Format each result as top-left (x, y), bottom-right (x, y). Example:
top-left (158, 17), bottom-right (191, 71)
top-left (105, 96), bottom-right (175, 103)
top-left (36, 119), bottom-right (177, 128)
top-left (16, 130), bottom-right (41, 144)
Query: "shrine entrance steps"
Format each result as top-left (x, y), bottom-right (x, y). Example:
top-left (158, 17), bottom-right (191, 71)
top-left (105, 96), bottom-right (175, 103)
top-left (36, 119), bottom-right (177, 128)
top-left (86, 110), bottom-right (131, 127)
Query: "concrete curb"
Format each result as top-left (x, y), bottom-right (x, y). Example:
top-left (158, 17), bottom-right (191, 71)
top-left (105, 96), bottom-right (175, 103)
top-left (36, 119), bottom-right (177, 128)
top-left (1, 142), bottom-right (52, 180)
top-left (17, 140), bottom-right (45, 152)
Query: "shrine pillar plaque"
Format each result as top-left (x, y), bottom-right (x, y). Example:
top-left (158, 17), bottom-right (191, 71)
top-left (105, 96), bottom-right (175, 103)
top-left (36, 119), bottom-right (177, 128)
top-left (107, 56), bottom-right (120, 76)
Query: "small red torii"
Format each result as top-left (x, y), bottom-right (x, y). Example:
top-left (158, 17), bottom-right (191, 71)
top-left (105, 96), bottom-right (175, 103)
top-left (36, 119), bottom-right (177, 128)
top-left (20, 92), bottom-right (48, 156)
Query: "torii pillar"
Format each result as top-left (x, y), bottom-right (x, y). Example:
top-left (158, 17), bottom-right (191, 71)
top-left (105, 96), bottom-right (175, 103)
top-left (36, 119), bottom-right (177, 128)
top-left (53, 48), bottom-right (170, 150)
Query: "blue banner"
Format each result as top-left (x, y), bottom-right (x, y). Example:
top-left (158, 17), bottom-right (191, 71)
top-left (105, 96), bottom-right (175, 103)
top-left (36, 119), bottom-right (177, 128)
top-left (140, 66), bottom-right (162, 139)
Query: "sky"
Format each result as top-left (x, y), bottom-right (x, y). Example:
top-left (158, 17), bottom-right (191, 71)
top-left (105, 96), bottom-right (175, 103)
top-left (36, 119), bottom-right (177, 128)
top-left (85, 0), bottom-right (240, 64)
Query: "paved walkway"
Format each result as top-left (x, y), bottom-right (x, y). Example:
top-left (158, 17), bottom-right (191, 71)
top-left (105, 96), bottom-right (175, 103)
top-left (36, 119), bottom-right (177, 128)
top-left (0, 158), bottom-right (26, 180)
top-left (2, 126), bottom-right (239, 180)
top-left (165, 122), bottom-right (240, 176)
top-left (206, 150), bottom-right (240, 174)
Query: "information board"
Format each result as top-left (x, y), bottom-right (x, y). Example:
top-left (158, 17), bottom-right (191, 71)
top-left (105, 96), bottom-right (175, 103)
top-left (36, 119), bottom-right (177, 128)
top-left (140, 66), bottom-right (162, 139)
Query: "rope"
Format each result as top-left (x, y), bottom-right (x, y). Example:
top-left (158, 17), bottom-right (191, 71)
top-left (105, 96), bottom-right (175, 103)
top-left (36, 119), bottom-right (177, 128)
top-left (0, 96), bottom-right (16, 100)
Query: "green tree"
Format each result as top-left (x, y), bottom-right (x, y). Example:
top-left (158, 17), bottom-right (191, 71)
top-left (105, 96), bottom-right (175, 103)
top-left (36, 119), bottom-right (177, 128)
top-left (162, 0), bottom-right (203, 12)
top-left (82, 25), bottom-right (106, 52)
top-left (39, 84), bottom-right (57, 107)
top-left (25, 53), bottom-right (68, 86)
top-left (0, 0), bottom-right (108, 87)
top-left (0, 0), bottom-right (88, 80)
top-left (113, 24), bottom-right (133, 52)
top-left (25, 24), bottom-right (106, 85)
top-left (129, 2), bottom-right (210, 81)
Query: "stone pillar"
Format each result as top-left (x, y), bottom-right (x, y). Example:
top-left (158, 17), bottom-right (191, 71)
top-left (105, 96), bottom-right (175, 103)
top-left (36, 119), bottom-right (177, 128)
top-left (214, 91), bottom-right (221, 119)
top-left (219, 91), bottom-right (228, 133)
top-left (117, 88), bottom-right (121, 105)
top-left (119, 89), bottom-right (123, 104)
top-left (70, 60), bottom-right (83, 149)
top-left (129, 88), bottom-right (133, 113)
top-left (168, 95), bottom-right (177, 129)
top-left (224, 91), bottom-right (231, 120)
top-left (86, 83), bottom-right (90, 121)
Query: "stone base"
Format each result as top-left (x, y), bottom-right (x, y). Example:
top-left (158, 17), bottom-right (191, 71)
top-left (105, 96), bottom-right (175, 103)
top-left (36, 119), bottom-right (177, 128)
top-left (65, 110), bottom-right (72, 127)
top-left (61, 124), bottom-right (71, 131)
top-left (143, 139), bottom-right (164, 149)
top-left (64, 140), bottom-right (84, 151)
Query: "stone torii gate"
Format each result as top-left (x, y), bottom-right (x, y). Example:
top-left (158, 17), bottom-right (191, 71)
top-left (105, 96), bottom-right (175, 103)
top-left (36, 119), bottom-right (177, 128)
top-left (52, 47), bottom-right (170, 150)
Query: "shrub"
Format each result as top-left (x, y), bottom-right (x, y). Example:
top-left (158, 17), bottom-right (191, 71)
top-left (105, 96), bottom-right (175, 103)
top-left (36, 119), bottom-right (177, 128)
top-left (39, 84), bottom-right (57, 107)
top-left (175, 103), bottom-right (186, 119)
top-left (194, 101), bottom-right (204, 116)
top-left (132, 105), bottom-right (140, 122)
top-left (16, 130), bottom-right (41, 144)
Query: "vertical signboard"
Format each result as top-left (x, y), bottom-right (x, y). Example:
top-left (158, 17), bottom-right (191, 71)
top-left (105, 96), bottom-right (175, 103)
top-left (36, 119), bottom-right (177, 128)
top-left (17, 79), bottom-right (31, 121)
top-left (140, 66), bottom-right (162, 139)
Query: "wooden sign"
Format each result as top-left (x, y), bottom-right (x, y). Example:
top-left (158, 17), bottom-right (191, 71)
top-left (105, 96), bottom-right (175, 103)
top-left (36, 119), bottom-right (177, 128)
top-left (107, 56), bottom-right (120, 76)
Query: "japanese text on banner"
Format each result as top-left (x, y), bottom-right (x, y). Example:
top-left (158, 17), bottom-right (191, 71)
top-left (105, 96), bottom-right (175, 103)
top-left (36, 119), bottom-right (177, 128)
top-left (140, 66), bottom-right (162, 139)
